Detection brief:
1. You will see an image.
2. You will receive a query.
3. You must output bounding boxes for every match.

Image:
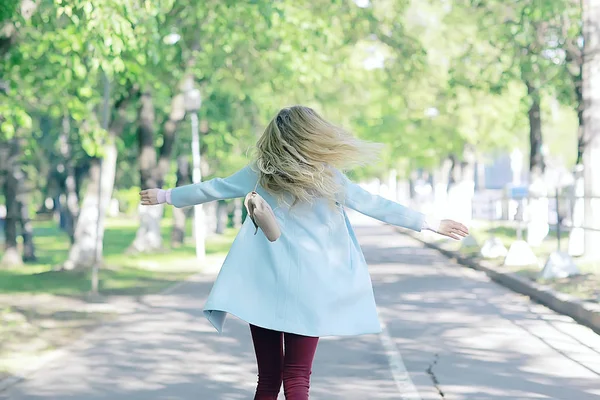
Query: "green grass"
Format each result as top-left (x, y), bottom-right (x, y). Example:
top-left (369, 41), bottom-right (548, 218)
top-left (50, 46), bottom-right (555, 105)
top-left (449, 220), bottom-right (600, 302)
top-left (0, 218), bottom-right (238, 296)
top-left (469, 222), bottom-right (571, 260)
top-left (0, 217), bottom-right (238, 379)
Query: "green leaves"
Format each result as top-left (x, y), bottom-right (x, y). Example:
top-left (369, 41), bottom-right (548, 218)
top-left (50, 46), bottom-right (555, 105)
top-left (0, 0), bottom-right (19, 23)
top-left (2, 0), bottom-right (582, 193)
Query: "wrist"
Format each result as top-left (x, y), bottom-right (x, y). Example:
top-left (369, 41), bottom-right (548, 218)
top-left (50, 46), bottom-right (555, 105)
top-left (423, 216), bottom-right (441, 233)
top-left (157, 189), bottom-right (167, 204)
top-left (157, 189), bottom-right (173, 205)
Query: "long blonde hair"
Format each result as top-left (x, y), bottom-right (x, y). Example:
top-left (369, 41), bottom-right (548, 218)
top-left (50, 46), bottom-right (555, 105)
top-left (255, 106), bottom-right (382, 206)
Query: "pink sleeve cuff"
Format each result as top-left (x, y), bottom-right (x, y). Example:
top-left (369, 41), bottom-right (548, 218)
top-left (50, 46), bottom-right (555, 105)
top-left (157, 189), bottom-right (173, 205)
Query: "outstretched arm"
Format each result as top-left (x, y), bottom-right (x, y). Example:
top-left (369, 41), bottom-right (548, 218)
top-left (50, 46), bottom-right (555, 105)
top-left (341, 174), bottom-right (468, 239)
top-left (140, 165), bottom-right (256, 208)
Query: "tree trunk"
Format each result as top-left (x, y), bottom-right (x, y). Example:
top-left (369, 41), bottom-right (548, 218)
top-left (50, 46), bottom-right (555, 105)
top-left (62, 145), bottom-right (117, 270)
top-left (171, 207), bottom-right (187, 248)
top-left (582, 0), bottom-right (600, 259)
top-left (576, 107), bottom-right (585, 166)
top-left (525, 80), bottom-right (549, 246)
top-left (35, 116), bottom-right (55, 216)
top-left (127, 91), bottom-right (164, 253)
top-left (62, 90), bottom-right (132, 270)
top-left (74, 159), bottom-right (90, 201)
top-left (447, 154), bottom-right (459, 189)
top-left (526, 81), bottom-right (545, 181)
top-left (215, 200), bottom-right (228, 234)
top-left (128, 92), bottom-right (185, 253)
top-left (2, 177), bottom-right (21, 266)
top-left (475, 155), bottom-right (486, 191)
top-left (408, 176), bottom-right (416, 200)
top-left (37, 169), bottom-right (57, 215)
top-left (563, 17), bottom-right (586, 167)
top-left (575, 64), bottom-right (585, 166)
top-left (57, 115), bottom-right (79, 242)
top-left (232, 198), bottom-right (243, 229)
top-left (446, 148), bottom-right (476, 223)
top-left (1, 139), bottom-right (23, 266)
top-left (14, 136), bottom-right (36, 262)
top-left (171, 156), bottom-right (191, 247)
top-left (18, 198), bottom-right (35, 261)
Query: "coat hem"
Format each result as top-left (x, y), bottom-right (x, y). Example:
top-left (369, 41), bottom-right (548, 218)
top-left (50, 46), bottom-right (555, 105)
top-left (203, 306), bottom-right (382, 338)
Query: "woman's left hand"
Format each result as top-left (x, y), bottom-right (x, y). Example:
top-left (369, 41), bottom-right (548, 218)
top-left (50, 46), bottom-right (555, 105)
top-left (140, 188), bottom-right (160, 205)
top-left (437, 220), bottom-right (469, 240)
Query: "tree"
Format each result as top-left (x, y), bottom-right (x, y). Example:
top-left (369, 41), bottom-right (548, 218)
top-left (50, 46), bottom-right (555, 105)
top-left (53, 0), bottom-right (147, 270)
top-left (582, 0), bottom-right (600, 258)
top-left (63, 82), bottom-right (137, 270)
top-left (447, 1), bottom-right (572, 182)
top-left (0, 0), bottom-right (39, 266)
top-left (363, 1), bottom-right (526, 214)
top-left (557, 1), bottom-right (586, 165)
top-left (153, 1), bottom-right (390, 245)
top-left (126, 89), bottom-right (185, 253)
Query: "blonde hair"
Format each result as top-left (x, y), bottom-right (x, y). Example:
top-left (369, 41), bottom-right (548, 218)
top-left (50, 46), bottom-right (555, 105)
top-left (255, 106), bottom-right (382, 206)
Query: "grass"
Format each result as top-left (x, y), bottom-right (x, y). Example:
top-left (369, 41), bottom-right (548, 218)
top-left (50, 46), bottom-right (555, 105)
top-left (429, 220), bottom-right (600, 303)
top-left (0, 217), bottom-right (237, 379)
top-left (0, 218), bottom-right (237, 296)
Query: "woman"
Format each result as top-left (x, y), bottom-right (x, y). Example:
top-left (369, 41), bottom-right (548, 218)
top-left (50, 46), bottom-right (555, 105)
top-left (140, 106), bottom-right (469, 399)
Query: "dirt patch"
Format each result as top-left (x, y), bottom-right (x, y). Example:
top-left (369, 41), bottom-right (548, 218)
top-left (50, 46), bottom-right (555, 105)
top-left (536, 273), bottom-right (600, 303)
top-left (0, 294), bottom-right (119, 378)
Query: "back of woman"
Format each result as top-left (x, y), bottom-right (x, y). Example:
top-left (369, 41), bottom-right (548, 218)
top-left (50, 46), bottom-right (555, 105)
top-left (140, 105), bottom-right (468, 400)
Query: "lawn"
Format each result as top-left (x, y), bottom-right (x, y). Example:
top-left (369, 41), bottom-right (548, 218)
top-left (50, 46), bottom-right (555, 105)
top-left (0, 218), bottom-right (237, 296)
top-left (0, 217), bottom-right (238, 380)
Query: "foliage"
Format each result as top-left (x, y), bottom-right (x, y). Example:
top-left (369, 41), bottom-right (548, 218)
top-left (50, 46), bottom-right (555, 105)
top-left (0, 218), bottom-right (237, 295)
top-left (440, 0), bottom-right (581, 167)
top-left (0, 0), bottom-right (585, 217)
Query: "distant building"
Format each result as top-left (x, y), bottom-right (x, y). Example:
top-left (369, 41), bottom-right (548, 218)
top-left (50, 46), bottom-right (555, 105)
top-left (476, 151), bottom-right (527, 190)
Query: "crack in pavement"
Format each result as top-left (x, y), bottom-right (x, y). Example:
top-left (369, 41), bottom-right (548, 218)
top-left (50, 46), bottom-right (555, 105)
top-left (426, 353), bottom-right (445, 398)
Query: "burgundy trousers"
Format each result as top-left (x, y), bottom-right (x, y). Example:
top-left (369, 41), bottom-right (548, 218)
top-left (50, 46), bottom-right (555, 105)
top-left (250, 324), bottom-right (319, 400)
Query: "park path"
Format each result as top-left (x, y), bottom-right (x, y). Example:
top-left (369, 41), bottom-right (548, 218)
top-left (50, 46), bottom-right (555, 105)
top-left (2, 214), bottom-right (600, 400)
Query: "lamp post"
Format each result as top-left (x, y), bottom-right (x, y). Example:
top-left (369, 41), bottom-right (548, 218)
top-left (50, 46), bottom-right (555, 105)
top-left (91, 70), bottom-right (111, 295)
top-left (183, 80), bottom-right (205, 261)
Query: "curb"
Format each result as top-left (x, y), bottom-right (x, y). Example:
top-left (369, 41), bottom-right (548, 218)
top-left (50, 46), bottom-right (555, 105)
top-left (0, 257), bottom-right (225, 394)
top-left (399, 229), bottom-right (600, 336)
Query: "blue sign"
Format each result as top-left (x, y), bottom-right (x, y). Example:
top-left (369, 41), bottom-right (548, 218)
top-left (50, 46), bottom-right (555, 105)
top-left (508, 186), bottom-right (528, 199)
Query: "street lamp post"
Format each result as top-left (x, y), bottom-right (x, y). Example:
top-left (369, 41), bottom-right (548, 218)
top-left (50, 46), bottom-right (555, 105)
top-left (91, 70), bottom-right (111, 295)
top-left (183, 81), bottom-right (205, 261)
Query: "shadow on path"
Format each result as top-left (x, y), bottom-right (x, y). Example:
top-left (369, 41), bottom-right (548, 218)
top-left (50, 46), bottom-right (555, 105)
top-left (3, 221), bottom-right (600, 400)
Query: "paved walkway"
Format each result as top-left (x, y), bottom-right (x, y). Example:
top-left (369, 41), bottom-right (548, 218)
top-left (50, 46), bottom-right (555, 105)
top-left (2, 215), bottom-right (600, 399)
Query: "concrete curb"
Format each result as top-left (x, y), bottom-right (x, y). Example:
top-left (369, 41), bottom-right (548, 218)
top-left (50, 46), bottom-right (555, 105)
top-left (0, 257), bottom-right (225, 394)
top-left (399, 229), bottom-right (600, 336)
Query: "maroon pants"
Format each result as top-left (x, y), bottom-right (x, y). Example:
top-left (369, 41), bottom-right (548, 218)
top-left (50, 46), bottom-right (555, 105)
top-left (250, 324), bottom-right (319, 400)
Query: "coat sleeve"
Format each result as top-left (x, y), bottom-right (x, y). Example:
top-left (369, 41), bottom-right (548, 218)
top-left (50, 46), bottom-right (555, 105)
top-left (170, 165), bottom-right (256, 208)
top-left (340, 173), bottom-right (425, 232)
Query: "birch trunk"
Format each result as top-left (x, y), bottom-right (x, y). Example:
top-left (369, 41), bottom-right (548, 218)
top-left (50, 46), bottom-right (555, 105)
top-left (1, 142), bottom-right (21, 266)
top-left (582, 0), bottom-right (600, 258)
top-left (128, 92), bottom-right (185, 253)
top-left (128, 91), bottom-right (163, 253)
top-left (62, 141), bottom-right (118, 270)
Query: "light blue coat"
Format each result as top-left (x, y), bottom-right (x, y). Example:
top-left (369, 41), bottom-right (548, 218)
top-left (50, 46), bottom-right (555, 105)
top-left (170, 164), bottom-right (425, 337)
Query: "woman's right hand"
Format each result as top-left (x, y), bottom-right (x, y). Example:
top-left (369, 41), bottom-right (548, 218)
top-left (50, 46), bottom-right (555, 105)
top-left (437, 219), bottom-right (469, 240)
top-left (140, 188), bottom-right (161, 206)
